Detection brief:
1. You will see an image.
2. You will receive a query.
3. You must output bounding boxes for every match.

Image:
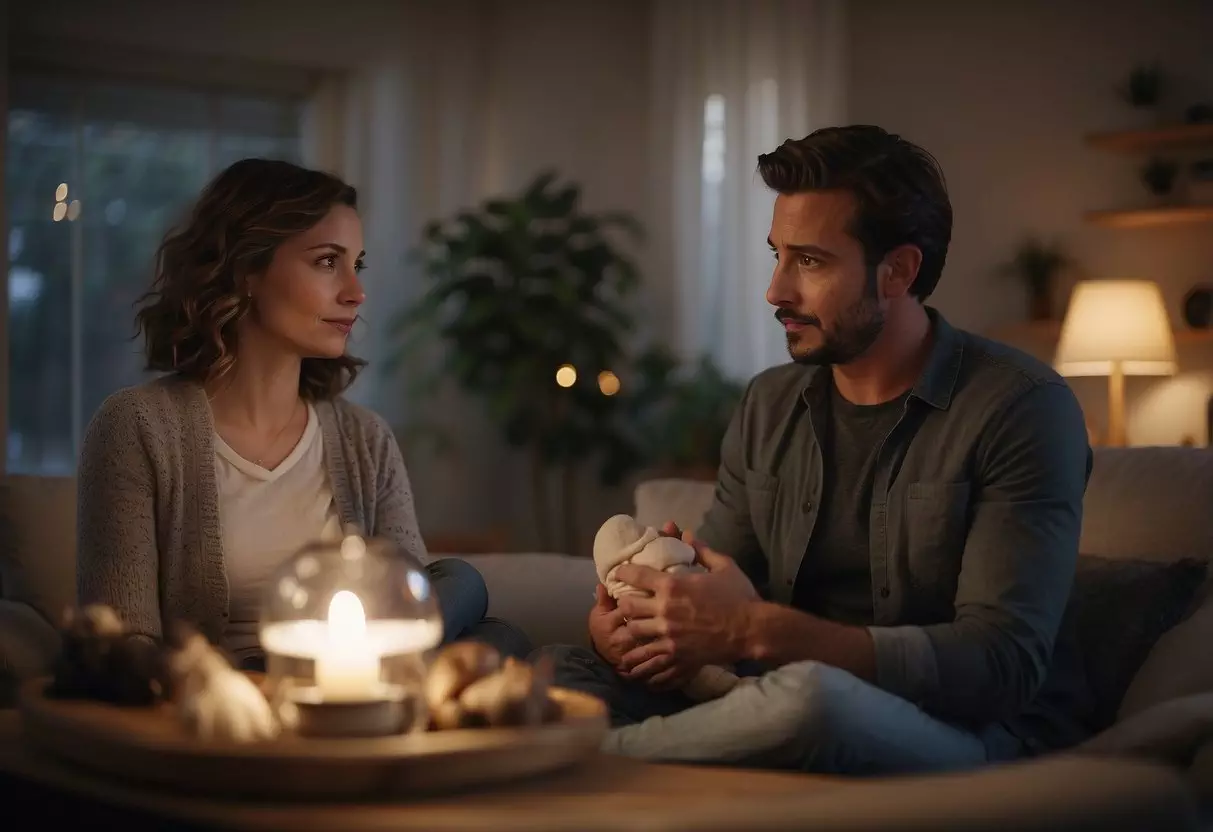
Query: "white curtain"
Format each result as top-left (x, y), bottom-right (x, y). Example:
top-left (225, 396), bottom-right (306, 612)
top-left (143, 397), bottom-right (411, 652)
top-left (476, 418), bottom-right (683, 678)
top-left (300, 1), bottom-right (493, 426)
top-left (299, 1), bottom-right (506, 538)
top-left (650, 0), bottom-right (848, 380)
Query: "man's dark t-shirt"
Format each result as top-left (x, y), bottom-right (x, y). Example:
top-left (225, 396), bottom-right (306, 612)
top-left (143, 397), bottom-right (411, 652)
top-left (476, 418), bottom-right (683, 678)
top-left (793, 382), bottom-right (909, 626)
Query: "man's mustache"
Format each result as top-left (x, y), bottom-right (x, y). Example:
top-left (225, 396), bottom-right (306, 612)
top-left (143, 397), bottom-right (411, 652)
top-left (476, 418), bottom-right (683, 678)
top-left (775, 309), bottom-right (821, 328)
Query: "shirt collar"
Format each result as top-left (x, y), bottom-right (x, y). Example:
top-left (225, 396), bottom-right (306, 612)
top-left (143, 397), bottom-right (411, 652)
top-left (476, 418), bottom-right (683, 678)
top-left (799, 306), bottom-right (964, 411)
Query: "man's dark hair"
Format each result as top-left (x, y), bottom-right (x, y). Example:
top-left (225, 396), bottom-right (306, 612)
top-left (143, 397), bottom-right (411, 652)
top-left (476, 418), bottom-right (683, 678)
top-left (756, 125), bottom-right (952, 301)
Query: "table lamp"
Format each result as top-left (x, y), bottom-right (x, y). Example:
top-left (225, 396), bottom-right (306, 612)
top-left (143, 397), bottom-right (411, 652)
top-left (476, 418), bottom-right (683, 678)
top-left (1054, 279), bottom-right (1177, 446)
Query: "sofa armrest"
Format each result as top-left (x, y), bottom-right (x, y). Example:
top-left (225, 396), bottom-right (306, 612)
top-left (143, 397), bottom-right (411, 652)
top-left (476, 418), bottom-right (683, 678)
top-left (0, 600), bottom-right (61, 692)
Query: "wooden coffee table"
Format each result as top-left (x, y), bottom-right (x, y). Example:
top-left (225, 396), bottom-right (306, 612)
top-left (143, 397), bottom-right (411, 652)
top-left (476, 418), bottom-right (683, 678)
top-left (0, 710), bottom-right (847, 830)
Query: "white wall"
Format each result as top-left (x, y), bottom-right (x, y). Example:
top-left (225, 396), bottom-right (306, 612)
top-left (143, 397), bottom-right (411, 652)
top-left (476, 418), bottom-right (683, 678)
top-left (848, 0), bottom-right (1213, 444)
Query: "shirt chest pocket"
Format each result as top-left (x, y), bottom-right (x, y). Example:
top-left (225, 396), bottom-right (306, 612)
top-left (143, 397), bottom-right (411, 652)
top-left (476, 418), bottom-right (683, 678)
top-left (745, 470), bottom-right (780, 553)
top-left (904, 481), bottom-right (972, 599)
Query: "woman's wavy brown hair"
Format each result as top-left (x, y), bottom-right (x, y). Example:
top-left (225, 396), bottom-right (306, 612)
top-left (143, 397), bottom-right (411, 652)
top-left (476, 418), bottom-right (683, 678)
top-left (136, 158), bottom-right (365, 400)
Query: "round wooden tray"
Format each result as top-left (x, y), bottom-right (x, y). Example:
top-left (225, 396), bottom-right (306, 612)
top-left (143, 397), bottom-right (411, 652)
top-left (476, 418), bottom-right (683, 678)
top-left (18, 678), bottom-right (608, 801)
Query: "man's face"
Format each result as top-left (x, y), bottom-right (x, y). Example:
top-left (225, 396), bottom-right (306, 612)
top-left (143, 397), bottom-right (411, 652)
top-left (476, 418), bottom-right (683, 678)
top-left (765, 190), bottom-right (884, 365)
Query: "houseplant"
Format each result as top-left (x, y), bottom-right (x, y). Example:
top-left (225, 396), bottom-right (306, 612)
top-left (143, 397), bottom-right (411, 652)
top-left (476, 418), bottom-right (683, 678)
top-left (618, 347), bottom-right (744, 481)
top-left (1119, 62), bottom-right (1164, 124)
top-left (1142, 158), bottom-right (1180, 199)
top-left (386, 171), bottom-right (647, 553)
top-left (998, 238), bottom-right (1071, 322)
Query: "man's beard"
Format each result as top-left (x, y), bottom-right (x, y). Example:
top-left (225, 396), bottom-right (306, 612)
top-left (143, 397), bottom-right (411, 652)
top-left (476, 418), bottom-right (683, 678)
top-left (777, 272), bottom-right (885, 366)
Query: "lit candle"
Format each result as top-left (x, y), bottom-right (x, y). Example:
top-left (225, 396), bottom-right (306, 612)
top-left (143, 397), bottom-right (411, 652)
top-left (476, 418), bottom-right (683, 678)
top-left (313, 590), bottom-right (381, 701)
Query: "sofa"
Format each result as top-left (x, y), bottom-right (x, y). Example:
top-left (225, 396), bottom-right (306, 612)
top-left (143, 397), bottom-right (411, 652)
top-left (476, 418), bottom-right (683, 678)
top-left (2, 446), bottom-right (1213, 831)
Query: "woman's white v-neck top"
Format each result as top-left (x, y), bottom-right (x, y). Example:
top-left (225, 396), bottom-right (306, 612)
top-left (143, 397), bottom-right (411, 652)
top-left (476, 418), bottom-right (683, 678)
top-left (214, 403), bottom-right (343, 660)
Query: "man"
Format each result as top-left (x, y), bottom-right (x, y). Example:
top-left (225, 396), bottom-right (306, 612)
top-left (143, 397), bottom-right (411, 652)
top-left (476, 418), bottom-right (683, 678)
top-left (541, 125), bottom-right (1093, 775)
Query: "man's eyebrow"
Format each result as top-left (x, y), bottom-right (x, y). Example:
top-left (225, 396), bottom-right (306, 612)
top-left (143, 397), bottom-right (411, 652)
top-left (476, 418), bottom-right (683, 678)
top-left (766, 237), bottom-right (836, 259)
top-left (305, 243), bottom-right (367, 257)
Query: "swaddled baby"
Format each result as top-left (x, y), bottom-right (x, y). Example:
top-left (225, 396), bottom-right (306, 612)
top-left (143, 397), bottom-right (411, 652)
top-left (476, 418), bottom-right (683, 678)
top-left (593, 514), bottom-right (739, 701)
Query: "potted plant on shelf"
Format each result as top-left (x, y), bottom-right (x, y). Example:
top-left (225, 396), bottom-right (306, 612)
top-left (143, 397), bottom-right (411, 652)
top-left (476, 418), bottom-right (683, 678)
top-left (386, 171), bottom-right (649, 554)
top-left (998, 238), bottom-right (1071, 322)
top-left (1141, 158), bottom-right (1180, 200)
top-left (1118, 62), bottom-right (1165, 126)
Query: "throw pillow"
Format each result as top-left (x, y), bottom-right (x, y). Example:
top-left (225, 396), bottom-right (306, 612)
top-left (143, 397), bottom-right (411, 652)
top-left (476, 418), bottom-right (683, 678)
top-left (1066, 555), bottom-right (1206, 732)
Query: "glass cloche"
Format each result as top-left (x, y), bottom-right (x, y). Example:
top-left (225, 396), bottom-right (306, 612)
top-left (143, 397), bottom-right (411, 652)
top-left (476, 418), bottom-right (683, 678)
top-left (258, 533), bottom-right (443, 735)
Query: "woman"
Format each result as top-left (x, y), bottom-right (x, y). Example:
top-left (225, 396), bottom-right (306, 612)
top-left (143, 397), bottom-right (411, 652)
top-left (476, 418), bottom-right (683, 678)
top-left (76, 158), bottom-right (529, 668)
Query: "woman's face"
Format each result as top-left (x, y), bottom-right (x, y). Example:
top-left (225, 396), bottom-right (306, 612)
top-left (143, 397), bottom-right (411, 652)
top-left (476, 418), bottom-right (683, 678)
top-left (246, 203), bottom-right (366, 359)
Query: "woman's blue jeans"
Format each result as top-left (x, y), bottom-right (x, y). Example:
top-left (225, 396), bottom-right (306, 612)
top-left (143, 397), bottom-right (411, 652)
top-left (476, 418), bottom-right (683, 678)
top-left (425, 558), bottom-right (532, 660)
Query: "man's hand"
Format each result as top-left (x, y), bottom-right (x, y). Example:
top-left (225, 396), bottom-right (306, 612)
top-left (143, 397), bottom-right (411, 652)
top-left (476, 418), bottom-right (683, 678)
top-left (587, 583), bottom-right (638, 669)
top-left (614, 530), bottom-right (759, 687)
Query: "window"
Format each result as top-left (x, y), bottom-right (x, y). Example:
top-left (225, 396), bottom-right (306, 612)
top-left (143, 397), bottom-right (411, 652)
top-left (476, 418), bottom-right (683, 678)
top-left (694, 81), bottom-right (784, 378)
top-left (6, 74), bottom-right (302, 474)
top-left (700, 93), bottom-right (726, 342)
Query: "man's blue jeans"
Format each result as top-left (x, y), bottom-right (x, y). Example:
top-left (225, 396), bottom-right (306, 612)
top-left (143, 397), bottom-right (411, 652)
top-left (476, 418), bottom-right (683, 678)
top-left (537, 645), bottom-right (1027, 775)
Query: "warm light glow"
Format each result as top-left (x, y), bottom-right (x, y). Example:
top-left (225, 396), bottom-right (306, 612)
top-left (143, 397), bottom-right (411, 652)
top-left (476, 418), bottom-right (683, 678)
top-left (327, 590), bottom-right (367, 645)
top-left (556, 364), bottom-right (577, 387)
top-left (314, 590), bottom-right (378, 700)
top-left (260, 618), bottom-right (441, 657)
top-left (340, 534), bottom-right (366, 560)
top-left (597, 370), bottom-right (621, 396)
top-left (1055, 280), bottom-right (1177, 377)
top-left (55, 183), bottom-right (68, 202)
top-left (52, 202), bottom-right (67, 222)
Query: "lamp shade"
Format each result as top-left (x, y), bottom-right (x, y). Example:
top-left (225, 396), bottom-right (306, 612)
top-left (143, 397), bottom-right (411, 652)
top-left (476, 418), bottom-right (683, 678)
top-left (1054, 280), bottom-right (1177, 377)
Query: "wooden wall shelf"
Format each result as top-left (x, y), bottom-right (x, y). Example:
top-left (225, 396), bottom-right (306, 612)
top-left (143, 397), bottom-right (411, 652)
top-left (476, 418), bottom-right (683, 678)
top-left (989, 320), bottom-right (1213, 345)
top-left (1085, 123), bottom-right (1213, 154)
top-left (1084, 205), bottom-right (1213, 229)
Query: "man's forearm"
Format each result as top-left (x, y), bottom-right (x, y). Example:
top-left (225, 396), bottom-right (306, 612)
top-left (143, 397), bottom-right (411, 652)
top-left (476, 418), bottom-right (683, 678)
top-left (740, 601), bottom-right (876, 682)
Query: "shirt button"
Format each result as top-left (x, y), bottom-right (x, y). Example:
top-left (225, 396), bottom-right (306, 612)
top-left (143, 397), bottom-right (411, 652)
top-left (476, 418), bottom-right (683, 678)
top-left (879, 587), bottom-right (890, 599)
top-left (802, 500), bottom-right (813, 512)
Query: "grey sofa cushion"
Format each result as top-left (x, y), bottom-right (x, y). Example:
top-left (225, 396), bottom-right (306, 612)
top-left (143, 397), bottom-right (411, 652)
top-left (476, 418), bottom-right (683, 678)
top-left (0, 475), bottom-right (78, 621)
top-left (1081, 447), bottom-right (1213, 563)
top-left (463, 553), bottom-right (597, 649)
top-left (0, 598), bottom-right (64, 706)
top-left (1067, 555), bottom-right (1206, 731)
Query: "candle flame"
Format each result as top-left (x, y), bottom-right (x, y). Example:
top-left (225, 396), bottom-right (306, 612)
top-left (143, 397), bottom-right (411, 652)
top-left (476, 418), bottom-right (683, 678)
top-left (327, 590), bottom-right (367, 645)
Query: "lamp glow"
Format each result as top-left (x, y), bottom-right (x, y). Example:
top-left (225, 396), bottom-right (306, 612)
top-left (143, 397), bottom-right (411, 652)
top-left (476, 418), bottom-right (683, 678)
top-left (556, 364), bottom-right (577, 387)
top-left (597, 370), bottom-right (621, 396)
top-left (259, 535), bottom-right (443, 721)
top-left (313, 590), bottom-right (380, 701)
top-left (1055, 279), bottom-right (1177, 446)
